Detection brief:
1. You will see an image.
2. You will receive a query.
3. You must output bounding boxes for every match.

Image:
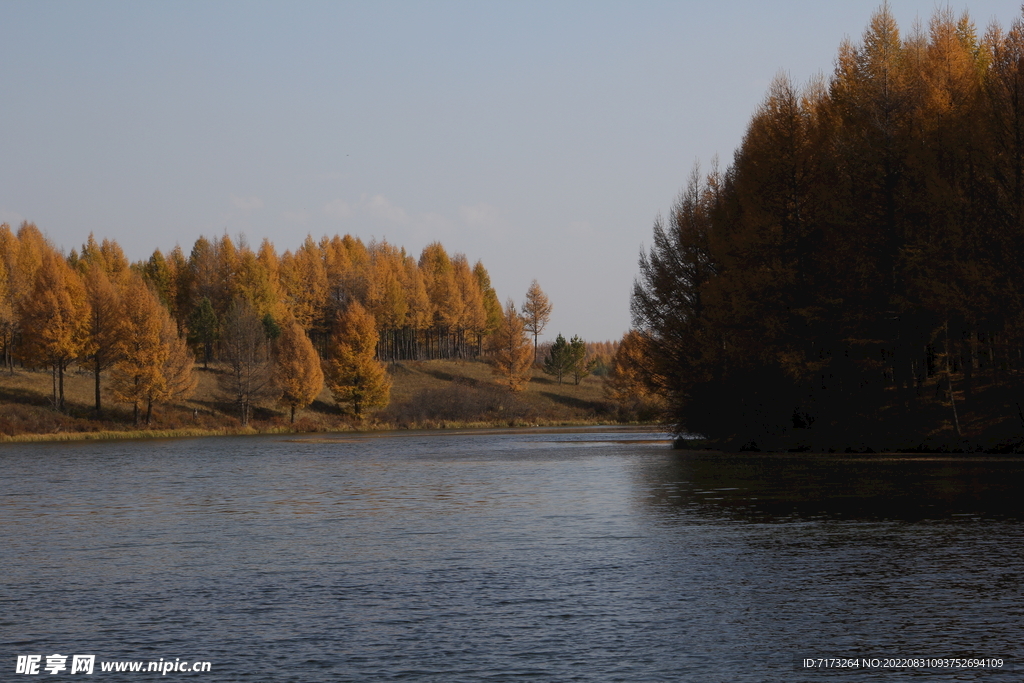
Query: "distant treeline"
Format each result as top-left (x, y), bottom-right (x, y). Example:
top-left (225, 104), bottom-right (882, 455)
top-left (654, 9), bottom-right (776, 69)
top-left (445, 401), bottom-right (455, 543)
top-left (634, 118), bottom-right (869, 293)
top-left (139, 233), bottom-right (503, 362)
top-left (1, 228), bottom-right (502, 366)
top-left (632, 7), bottom-right (1024, 447)
top-left (0, 224), bottom-right (503, 421)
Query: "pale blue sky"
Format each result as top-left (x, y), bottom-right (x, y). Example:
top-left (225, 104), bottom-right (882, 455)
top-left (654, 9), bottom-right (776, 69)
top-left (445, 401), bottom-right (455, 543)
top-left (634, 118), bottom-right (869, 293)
top-left (2, 1), bottom-right (1021, 341)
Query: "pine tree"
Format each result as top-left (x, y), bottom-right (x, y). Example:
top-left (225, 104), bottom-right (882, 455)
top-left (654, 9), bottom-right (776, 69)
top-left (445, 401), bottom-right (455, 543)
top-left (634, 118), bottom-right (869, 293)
top-left (274, 315), bottom-right (324, 422)
top-left (521, 280), bottom-right (552, 362)
top-left (187, 297), bottom-right (219, 368)
top-left (324, 301), bottom-right (391, 418)
top-left (488, 298), bottom-right (533, 392)
top-left (568, 335), bottom-right (597, 385)
top-left (542, 333), bottom-right (572, 384)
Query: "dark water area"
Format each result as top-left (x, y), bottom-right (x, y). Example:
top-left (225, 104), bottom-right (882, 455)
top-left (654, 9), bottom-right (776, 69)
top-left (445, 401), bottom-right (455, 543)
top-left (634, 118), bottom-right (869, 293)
top-left (2, 429), bottom-right (1022, 681)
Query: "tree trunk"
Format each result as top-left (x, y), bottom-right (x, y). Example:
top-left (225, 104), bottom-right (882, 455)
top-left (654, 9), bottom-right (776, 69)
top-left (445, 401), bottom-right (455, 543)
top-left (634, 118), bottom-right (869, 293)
top-left (944, 321), bottom-right (962, 438)
top-left (94, 353), bottom-right (102, 414)
top-left (58, 361), bottom-right (65, 412)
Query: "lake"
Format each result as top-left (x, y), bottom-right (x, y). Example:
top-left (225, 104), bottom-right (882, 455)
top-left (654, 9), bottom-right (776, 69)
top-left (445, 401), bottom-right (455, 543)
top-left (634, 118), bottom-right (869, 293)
top-left (3, 427), bottom-right (1022, 681)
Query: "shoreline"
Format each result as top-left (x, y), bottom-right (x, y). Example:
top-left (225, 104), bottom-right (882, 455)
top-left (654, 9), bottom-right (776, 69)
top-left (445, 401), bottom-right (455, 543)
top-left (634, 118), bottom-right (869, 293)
top-left (0, 419), bottom-right (662, 445)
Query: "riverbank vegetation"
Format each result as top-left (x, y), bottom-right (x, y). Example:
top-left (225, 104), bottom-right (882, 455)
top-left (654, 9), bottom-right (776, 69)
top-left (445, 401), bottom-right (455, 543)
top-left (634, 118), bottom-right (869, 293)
top-left (0, 357), bottom-right (623, 442)
top-left (0, 223), bottom-right (630, 440)
top-left (630, 6), bottom-right (1024, 453)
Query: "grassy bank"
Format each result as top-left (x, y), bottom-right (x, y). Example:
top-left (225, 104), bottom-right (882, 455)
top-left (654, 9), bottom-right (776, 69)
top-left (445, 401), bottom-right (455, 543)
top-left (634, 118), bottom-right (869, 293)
top-left (0, 359), bottom-right (628, 443)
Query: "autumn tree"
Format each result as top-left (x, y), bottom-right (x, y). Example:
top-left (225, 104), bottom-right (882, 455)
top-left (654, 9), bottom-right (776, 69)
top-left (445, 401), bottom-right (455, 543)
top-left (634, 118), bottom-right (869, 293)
top-left (604, 330), bottom-right (664, 421)
top-left (18, 249), bottom-right (91, 411)
top-left (220, 297), bottom-right (276, 426)
top-left (234, 247), bottom-right (280, 319)
top-left (0, 226), bottom-right (15, 372)
top-left (153, 312), bottom-right (198, 419)
top-left (2, 222), bottom-right (48, 373)
top-left (274, 315), bottom-right (324, 422)
top-left (419, 242), bottom-right (464, 357)
top-left (80, 263), bottom-right (122, 413)
top-left (280, 235), bottom-right (328, 336)
top-left (142, 249), bottom-right (175, 310)
top-left (188, 236), bottom-right (220, 313)
top-left (488, 298), bottom-right (533, 392)
top-left (453, 254), bottom-right (487, 356)
top-left (366, 240), bottom-right (410, 362)
top-left (473, 260), bottom-right (502, 340)
top-left (108, 277), bottom-right (168, 426)
top-left (324, 301), bottom-right (391, 418)
top-left (521, 279), bottom-right (552, 362)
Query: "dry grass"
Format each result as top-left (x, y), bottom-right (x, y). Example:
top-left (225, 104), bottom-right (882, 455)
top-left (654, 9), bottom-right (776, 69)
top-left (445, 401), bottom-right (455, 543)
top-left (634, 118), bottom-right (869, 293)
top-left (0, 358), bottom-right (620, 441)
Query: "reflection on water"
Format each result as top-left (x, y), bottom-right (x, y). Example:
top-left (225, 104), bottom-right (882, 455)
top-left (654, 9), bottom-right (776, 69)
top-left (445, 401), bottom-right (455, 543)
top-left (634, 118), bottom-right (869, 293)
top-left (2, 430), bottom-right (1022, 681)
top-left (640, 450), bottom-right (1024, 522)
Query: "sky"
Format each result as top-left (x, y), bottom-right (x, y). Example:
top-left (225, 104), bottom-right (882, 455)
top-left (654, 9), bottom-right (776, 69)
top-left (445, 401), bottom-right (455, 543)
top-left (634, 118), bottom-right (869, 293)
top-left (2, 1), bottom-right (1022, 343)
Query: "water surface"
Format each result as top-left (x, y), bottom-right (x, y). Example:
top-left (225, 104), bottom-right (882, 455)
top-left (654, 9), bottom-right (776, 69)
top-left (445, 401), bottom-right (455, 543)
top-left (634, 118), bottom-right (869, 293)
top-left (3, 429), bottom-right (1022, 681)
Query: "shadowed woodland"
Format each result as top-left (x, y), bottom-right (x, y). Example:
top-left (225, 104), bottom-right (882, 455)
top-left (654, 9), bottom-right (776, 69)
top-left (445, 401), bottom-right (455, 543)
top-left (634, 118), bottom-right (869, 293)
top-left (631, 6), bottom-right (1024, 451)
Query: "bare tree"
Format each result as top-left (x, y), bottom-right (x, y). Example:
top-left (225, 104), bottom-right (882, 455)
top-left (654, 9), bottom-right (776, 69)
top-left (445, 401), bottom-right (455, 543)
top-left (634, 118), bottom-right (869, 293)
top-left (220, 297), bottom-right (276, 425)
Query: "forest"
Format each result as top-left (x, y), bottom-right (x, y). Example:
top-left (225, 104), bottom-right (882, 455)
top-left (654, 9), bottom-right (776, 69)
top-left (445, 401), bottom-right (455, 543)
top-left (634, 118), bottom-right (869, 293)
top-left (631, 6), bottom-right (1024, 452)
top-left (0, 225), bottom-right (502, 423)
top-left (0, 222), bottom-right (628, 436)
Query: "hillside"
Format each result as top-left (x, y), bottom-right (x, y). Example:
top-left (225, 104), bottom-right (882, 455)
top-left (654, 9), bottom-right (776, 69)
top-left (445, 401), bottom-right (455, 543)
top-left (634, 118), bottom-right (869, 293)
top-left (0, 359), bottom-right (622, 442)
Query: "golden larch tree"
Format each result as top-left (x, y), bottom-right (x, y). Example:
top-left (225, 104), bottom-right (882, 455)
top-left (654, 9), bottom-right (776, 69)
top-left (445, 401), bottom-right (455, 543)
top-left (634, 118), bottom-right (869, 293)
top-left (453, 254), bottom-right (487, 353)
top-left (274, 315), bottom-right (324, 422)
top-left (142, 248), bottom-right (176, 312)
top-left (324, 301), bottom-right (391, 418)
top-left (18, 248), bottom-right (91, 411)
top-left (5, 223), bottom-right (48, 370)
top-left (402, 253), bottom-right (432, 330)
top-left (0, 232), bottom-right (15, 372)
top-left (367, 240), bottom-right (409, 329)
top-left (108, 276), bottom-right (167, 425)
top-left (419, 242), bottom-right (463, 330)
top-left (234, 248), bottom-right (281, 319)
top-left (280, 236), bottom-right (328, 332)
top-left (604, 330), bottom-right (665, 420)
top-left (473, 260), bottom-right (502, 339)
top-left (148, 311), bottom-right (198, 423)
top-left (521, 279), bottom-right (552, 362)
top-left (80, 263), bottom-right (122, 414)
top-left (488, 298), bottom-right (533, 392)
